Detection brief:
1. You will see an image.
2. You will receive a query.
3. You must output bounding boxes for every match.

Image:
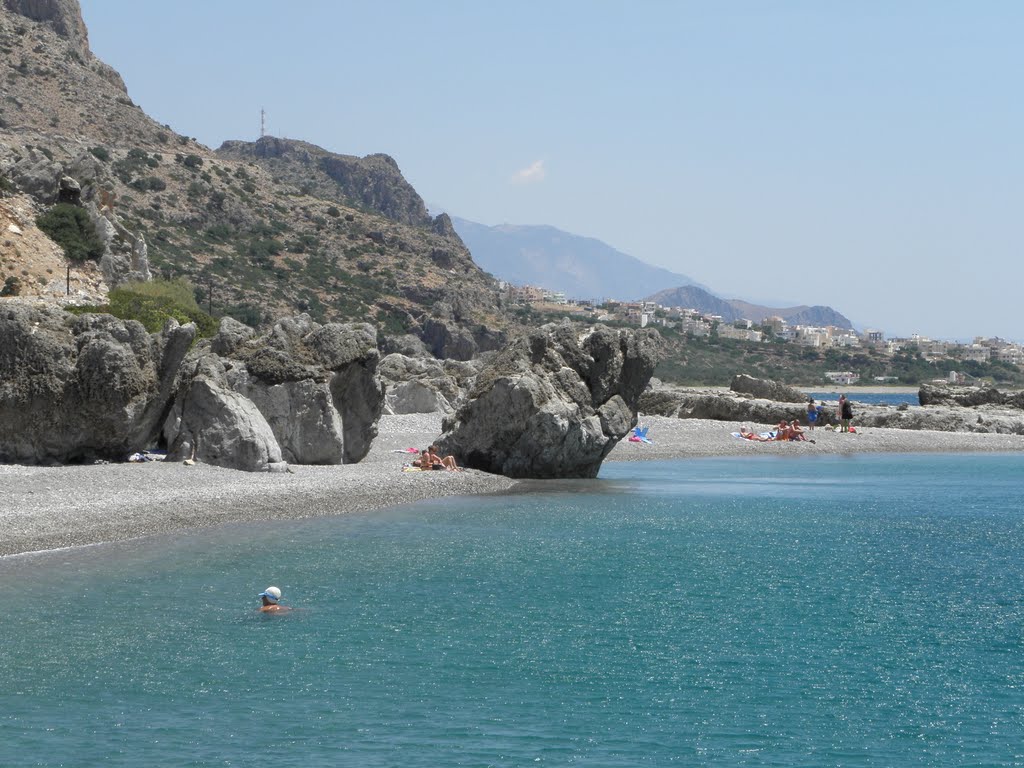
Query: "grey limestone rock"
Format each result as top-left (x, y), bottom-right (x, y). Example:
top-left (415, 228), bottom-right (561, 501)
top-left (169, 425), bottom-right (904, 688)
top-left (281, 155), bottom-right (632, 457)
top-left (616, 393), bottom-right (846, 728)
top-left (227, 366), bottom-right (343, 465)
top-left (184, 314), bottom-right (386, 466)
top-left (164, 355), bottom-right (282, 472)
top-left (436, 322), bottom-right (660, 478)
top-left (210, 316), bottom-right (255, 357)
top-left (0, 303), bottom-right (195, 462)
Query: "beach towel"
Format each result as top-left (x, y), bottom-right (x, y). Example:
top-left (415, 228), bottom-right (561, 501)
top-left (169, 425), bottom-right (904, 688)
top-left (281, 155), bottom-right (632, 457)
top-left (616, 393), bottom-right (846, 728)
top-left (731, 431), bottom-right (776, 441)
top-left (402, 466), bottom-right (425, 472)
top-left (392, 448), bottom-right (420, 454)
top-left (630, 425), bottom-right (652, 443)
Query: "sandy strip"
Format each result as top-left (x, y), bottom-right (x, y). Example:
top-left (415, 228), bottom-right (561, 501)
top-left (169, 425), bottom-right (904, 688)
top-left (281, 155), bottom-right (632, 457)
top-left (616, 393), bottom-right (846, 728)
top-left (3, 413), bottom-right (1024, 557)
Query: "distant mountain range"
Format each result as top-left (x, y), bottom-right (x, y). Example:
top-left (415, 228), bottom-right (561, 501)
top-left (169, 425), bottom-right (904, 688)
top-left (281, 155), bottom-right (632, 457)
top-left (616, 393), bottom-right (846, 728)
top-left (647, 286), bottom-right (853, 329)
top-left (451, 218), bottom-right (709, 301)
top-left (452, 218), bottom-right (853, 330)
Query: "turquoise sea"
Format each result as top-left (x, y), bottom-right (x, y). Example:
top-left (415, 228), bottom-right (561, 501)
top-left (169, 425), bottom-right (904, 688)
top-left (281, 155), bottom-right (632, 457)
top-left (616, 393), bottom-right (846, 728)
top-left (808, 391), bottom-right (920, 406)
top-left (2, 453), bottom-right (1023, 767)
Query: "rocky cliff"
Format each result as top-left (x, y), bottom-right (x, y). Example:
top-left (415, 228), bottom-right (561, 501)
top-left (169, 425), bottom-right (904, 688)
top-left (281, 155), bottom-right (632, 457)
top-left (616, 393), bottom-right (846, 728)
top-left (0, 0), bottom-right (509, 350)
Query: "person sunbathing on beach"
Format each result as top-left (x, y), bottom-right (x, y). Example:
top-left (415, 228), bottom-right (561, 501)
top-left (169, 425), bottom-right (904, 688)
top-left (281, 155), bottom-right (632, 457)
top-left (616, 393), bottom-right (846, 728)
top-left (258, 586), bottom-right (292, 613)
top-left (411, 449), bottom-right (430, 468)
top-left (428, 444), bottom-right (460, 471)
top-left (739, 426), bottom-right (770, 442)
top-left (789, 420), bottom-right (808, 441)
top-left (774, 421), bottom-right (793, 441)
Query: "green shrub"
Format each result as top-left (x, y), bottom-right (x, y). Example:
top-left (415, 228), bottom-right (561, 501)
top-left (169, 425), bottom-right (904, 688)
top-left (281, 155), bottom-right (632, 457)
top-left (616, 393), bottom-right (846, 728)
top-left (106, 279), bottom-right (218, 337)
top-left (225, 303), bottom-right (263, 328)
top-left (129, 176), bottom-right (167, 192)
top-left (36, 203), bottom-right (104, 261)
top-left (1, 275), bottom-right (22, 296)
top-left (89, 146), bottom-right (110, 161)
top-left (326, 206), bottom-right (340, 217)
top-left (182, 154), bottom-right (203, 170)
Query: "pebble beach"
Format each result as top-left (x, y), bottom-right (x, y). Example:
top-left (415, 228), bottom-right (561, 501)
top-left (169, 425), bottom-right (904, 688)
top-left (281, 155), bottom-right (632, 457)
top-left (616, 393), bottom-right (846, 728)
top-left (3, 413), bottom-right (1024, 558)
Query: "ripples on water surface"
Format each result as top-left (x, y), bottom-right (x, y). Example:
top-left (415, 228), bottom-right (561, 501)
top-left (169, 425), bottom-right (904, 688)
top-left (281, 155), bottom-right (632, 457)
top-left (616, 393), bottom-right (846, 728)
top-left (2, 453), bottom-right (1023, 766)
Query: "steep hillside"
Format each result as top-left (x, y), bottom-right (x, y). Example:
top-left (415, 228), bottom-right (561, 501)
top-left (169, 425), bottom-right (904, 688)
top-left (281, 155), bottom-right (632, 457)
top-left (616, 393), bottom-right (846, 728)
top-left (0, 0), bottom-right (508, 352)
top-left (647, 286), bottom-right (853, 329)
top-left (452, 217), bottom-right (707, 300)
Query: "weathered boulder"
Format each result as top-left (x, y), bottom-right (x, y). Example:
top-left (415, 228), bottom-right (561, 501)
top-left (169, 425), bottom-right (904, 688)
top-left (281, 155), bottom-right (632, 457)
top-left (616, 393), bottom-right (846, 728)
top-left (227, 366), bottom-right (343, 465)
top-left (421, 316), bottom-right (477, 361)
top-left (387, 380), bottom-right (453, 414)
top-left (0, 304), bottom-right (195, 462)
top-left (210, 316), bottom-right (255, 357)
top-left (164, 355), bottom-right (282, 471)
top-left (436, 322), bottom-right (660, 478)
top-left (730, 374), bottom-right (808, 403)
top-left (212, 315), bottom-right (385, 464)
top-left (378, 352), bottom-right (479, 414)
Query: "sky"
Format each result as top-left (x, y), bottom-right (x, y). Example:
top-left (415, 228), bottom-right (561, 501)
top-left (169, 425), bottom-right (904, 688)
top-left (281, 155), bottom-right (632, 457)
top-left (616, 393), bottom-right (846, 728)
top-left (78, 1), bottom-right (1024, 341)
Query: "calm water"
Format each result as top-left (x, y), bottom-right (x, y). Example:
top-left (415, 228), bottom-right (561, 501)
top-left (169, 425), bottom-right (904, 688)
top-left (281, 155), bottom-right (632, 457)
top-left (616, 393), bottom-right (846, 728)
top-left (808, 391), bottom-right (920, 406)
top-left (2, 454), bottom-right (1023, 766)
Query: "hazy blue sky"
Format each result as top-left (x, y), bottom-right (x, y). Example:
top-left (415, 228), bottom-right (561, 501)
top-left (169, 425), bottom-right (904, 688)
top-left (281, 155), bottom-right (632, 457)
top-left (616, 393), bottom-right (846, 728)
top-left (79, 1), bottom-right (1023, 341)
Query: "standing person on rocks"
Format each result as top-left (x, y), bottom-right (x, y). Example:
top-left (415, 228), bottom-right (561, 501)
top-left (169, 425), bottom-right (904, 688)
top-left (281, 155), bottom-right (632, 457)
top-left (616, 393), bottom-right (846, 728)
top-left (840, 395), bottom-right (854, 433)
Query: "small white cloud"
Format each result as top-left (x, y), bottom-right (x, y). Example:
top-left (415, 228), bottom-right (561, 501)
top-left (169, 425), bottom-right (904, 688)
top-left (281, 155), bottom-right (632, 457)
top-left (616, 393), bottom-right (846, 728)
top-left (511, 159), bottom-right (546, 185)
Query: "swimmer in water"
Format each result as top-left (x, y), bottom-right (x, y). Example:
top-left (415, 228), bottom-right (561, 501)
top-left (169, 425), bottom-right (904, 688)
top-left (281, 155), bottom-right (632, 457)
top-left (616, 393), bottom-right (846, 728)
top-left (258, 586), bottom-right (291, 613)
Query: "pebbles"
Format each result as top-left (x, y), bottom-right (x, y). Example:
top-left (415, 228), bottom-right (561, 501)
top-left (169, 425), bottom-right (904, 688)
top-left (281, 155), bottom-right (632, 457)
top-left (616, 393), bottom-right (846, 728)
top-left (3, 413), bottom-right (1023, 557)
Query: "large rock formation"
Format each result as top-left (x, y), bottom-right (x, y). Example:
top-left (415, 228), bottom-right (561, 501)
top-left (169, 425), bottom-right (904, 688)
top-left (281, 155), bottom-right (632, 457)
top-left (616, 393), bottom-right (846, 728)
top-left (378, 353), bottom-right (481, 414)
top-left (162, 314), bottom-right (386, 469)
top-left (436, 322), bottom-right (660, 478)
top-left (0, 303), bottom-right (194, 462)
top-left (163, 355), bottom-right (283, 472)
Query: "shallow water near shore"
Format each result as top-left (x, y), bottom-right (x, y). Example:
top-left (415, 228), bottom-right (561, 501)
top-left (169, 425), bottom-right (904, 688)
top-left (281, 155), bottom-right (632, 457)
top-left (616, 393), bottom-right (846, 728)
top-left (3, 454), bottom-right (1023, 766)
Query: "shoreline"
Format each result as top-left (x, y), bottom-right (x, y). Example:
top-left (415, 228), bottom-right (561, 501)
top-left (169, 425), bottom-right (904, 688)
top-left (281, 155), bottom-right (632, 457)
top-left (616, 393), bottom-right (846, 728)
top-left (3, 413), bottom-right (1024, 558)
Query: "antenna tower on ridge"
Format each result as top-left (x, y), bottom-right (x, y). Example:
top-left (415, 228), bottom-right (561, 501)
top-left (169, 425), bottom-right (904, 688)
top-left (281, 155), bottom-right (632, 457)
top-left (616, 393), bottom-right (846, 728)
top-left (260, 108), bottom-right (265, 138)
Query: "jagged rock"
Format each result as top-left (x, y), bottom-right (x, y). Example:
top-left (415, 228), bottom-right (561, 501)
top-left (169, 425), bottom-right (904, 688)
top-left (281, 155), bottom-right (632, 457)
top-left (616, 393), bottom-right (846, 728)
top-left (210, 316), bottom-right (255, 357)
top-left (421, 316), bottom-right (477, 360)
top-left (386, 380), bottom-right (453, 415)
top-left (58, 175), bottom-right (81, 204)
top-left (436, 322), bottom-right (660, 478)
top-left (381, 333), bottom-right (430, 357)
top-left (212, 314), bottom-right (385, 464)
top-left (378, 352), bottom-right (474, 413)
top-left (10, 152), bottom-right (62, 203)
top-left (432, 212), bottom-right (456, 237)
top-left (305, 321), bottom-right (378, 371)
top-left (227, 367), bottom-right (343, 465)
top-left (90, 202), bottom-right (151, 287)
top-left (4, 0), bottom-right (90, 58)
top-left (0, 303), bottom-right (195, 462)
top-left (730, 374), bottom-right (808, 403)
top-left (164, 355), bottom-right (282, 471)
